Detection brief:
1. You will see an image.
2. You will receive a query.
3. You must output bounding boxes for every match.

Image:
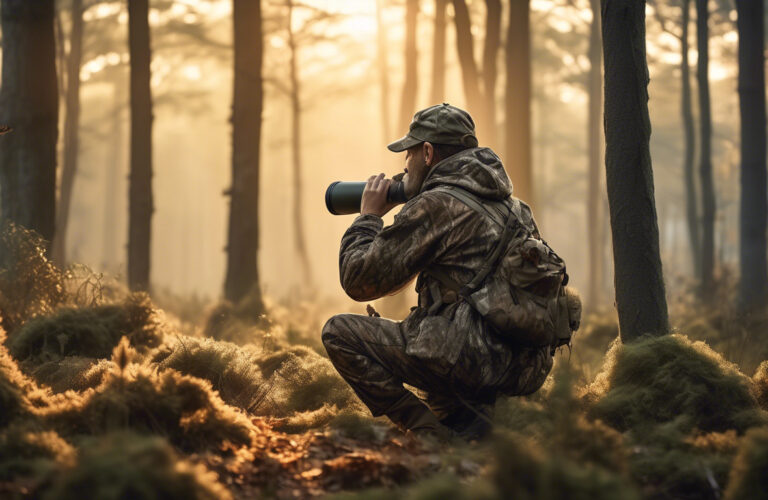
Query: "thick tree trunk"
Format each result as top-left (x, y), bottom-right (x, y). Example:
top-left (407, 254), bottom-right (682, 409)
top-left (696, 0), bottom-right (715, 297)
top-left (737, 0), bottom-right (767, 310)
top-left (225, 0), bottom-right (264, 309)
top-left (505, 0), bottom-right (533, 205)
top-left (52, 0), bottom-right (84, 266)
top-left (452, 0), bottom-right (486, 136)
top-left (127, 0), bottom-right (153, 291)
top-left (0, 0), bottom-right (58, 249)
top-left (430, 0), bottom-right (447, 104)
top-left (376, 0), bottom-right (392, 143)
top-left (287, 0), bottom-right (313, 289)
top-left (586, 0), bottom-right (603, 311)
top-left (482, 0), bottom-right (501, 146)
top-left (681, 0), bottom-right (700, 278)
top-left (601, 0), bottom-right (669, 341)
top-left (398, 0), bottom-right (419, 132)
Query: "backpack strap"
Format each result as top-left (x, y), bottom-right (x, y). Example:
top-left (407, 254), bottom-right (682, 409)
top-left (424, 186), bottom-right (524, 313)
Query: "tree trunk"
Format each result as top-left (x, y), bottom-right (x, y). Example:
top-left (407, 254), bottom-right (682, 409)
top-left (681, 0), bottom-right (700, 279)
top-left (505, 0), bottom-right (533, 205)
top-left (586, 0), bottom-right (603, 311)
top-left (696, 0), bottom-right (715, 297)
top-left (452, 0), bottom-right (487, 136)
top-left (102, 80), bottom-right (126, 273)
top-left (601, 0), bottom-right (669, 341)
top-left (398, 0), bottom-right (419, 132)
top-left (376, 0), bottom-right (392, 143)
top-left (430, 0), bottom-right (447, 104)
top-left (225, 0), bottom-right (264, 309)
top-left (737, 0), bottom-right (767, 310)
top-left (287, 0), bottom-right (313, 289)
top-left (0, 0), bottom-right (58, 249)
top-left (482, 0), bottom-right (501, 146)
top-left (127, 0), bottom-right (154, 291)
top-left (52, 0), bottom-right (84, 266)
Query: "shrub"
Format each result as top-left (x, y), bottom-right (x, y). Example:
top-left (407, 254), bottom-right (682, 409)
top-left (723, 427), bottom-right (768, 500)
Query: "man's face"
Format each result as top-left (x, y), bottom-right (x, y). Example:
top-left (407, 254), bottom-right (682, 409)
top-left (402, 144), bottom-right (428, 199)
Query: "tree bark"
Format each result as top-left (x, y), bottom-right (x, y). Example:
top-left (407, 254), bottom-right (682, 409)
top-left (430, 0), bottom-right (447, 104)
top-left (225, 0), bottom-right (264, 309)
top-left (452, 0), bottom-right (486, 135)
top-left (696, 0), bottom-right (715, 297)
top-left (287, 0), bottom-right (313, 289)
top-left (586, 0), bottom-right (603, 311)
top-left (376, 0), bottom-right (392, 143)
top-left (737, 0), bottom-right (767, 309)
top-left (127, 0), bottom-right (154, 291)
top-left (681, 0), bottom-right (700, 279)
top-left (102, 79), bottom-right (125, 273)
top-left (482, 0), bottom-right (501, 146)
top-left (505, 0), bottom-right (533, 205)
top-left (398, 0), bottom-right (419, 132)
top-left (0, 0), bottom-right (58, 249)
top-left (52, 0), bottom-right (84, 266)
top-left (601, 0), bottom-right (669, 341)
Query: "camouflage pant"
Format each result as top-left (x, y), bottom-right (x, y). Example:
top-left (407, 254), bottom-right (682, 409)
top-left (322, 313), bottom-right (552, 426)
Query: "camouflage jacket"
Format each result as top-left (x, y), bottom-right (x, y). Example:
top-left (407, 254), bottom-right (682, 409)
top-left (338, 147), bottom-right (549, 394)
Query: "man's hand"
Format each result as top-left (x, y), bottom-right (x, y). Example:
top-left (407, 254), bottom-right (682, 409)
top-left (361, 173), bottom-right (399, 217)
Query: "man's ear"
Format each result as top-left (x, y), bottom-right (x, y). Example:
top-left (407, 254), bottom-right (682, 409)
top-left (423, 142), bottom-right (435, 167)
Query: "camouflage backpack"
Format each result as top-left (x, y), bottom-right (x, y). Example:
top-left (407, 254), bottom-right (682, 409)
top-left (426, 186), bottom-right (581, 352)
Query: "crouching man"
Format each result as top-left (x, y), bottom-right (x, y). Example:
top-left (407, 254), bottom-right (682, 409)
top-left (322, 104), bottom-right (555, 440)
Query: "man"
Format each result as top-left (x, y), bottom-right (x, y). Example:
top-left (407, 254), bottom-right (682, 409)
top-left (322, 103), bottom-right (553, 440)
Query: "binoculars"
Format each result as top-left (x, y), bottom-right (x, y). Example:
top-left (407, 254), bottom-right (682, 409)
top-left (325, 179), bottom-right (408, 215)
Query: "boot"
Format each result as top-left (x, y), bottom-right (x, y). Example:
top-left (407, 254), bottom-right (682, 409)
top-left (385, 392), bottom-right (454, 441)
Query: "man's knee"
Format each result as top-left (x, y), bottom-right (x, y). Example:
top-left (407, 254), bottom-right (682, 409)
top-left (321, 314), bottom-right (356, 357)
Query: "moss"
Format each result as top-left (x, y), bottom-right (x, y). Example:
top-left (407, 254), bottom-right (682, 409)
top-left (752, 361), bottom-right (768, 410)
top-left (329, 410), bottom-right (383, 442)
top-left (0, 329), bottom-right (40, 427)
top-left (158, 336), bottom-right (265, 412)
top-left (584, 334), bottom-right (767, 434)
top-left (723, 427), bottom-right (768, 500)
top-left (29, 357), bottom-right (110, 393)
top-left (43, 432), bottom-right (231, 500)
top-left (0, 422), bottom-right (75, 482)
top-left (44, 351), bottom-right (253, 451)
top-left (9, 293), bottom-right (165, 364)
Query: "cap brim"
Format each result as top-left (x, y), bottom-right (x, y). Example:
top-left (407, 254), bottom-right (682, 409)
top-left (387, 134), bottom-right (422, 152)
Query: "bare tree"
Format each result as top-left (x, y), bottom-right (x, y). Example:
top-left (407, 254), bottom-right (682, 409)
top-left (601, 0), bottom-right (668, 341)
top-left (398, 0), bottom-right (419, 131)
top-left (452, 0), bottom-right (486, 133)
top-left (286, 0), bottom-right (313, 289)
top-left (127, 0), bottom-right (154, 291)
top-left (0, 0), bottom-right (58, 249)
top-left (697, 0), bottom-right (716, 297)
top-left (225, 0), bottom-right (264, 309)
top-left (52, 0), bottom-right (85, 266)
top-left (482, 0), bottom-right (501, 144)
top-left (377, 0), bottom-right (392, 142)
top-left (680, 0), bottom-right (699, 279)
top-left (737, 0), bottom-right (767, 309)
top-left (430, 0), bottom-right (447, 104)
top-left (586, 0), bottom-right (603, 310)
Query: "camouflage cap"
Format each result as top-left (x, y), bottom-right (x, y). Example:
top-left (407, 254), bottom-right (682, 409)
top-left (387, 103), bottom-right (478, 152)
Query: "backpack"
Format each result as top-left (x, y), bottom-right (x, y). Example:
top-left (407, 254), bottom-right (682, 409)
top-left (425, 186), bottom-right (581, 352)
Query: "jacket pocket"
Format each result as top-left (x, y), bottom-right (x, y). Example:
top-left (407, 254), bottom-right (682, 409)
top-left (405, 314), bottom-right (466, 377)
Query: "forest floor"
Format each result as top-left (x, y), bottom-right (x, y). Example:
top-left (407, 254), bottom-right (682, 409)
top-left (2, 225), bottom-right (768, 499)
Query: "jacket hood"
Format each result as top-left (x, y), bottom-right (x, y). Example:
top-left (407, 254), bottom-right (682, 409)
top-left (419, 147), bottom-right (512, 200)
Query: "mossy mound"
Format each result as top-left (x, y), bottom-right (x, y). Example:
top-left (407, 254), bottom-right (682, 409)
top-left (0, 331), bottom-right (41, 427)
top-left (9, 293), bottom-right (165, 364)
top-left (158, 336), bottom-right (265, 412)
top-left (45, 356), bottom-right (253, 451)
top-left (584, 334), bottom-right (767, 434)
top-left (752, 361), bottom-right (768, 410)
top-left (723, 427), bottom-right (768, 500)
top-left (43, 432), bottom-right (231, 500)
top-left (29, 357), bottom-right (111, 393)
top-left (0, 422), bottom-right (75, 482)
